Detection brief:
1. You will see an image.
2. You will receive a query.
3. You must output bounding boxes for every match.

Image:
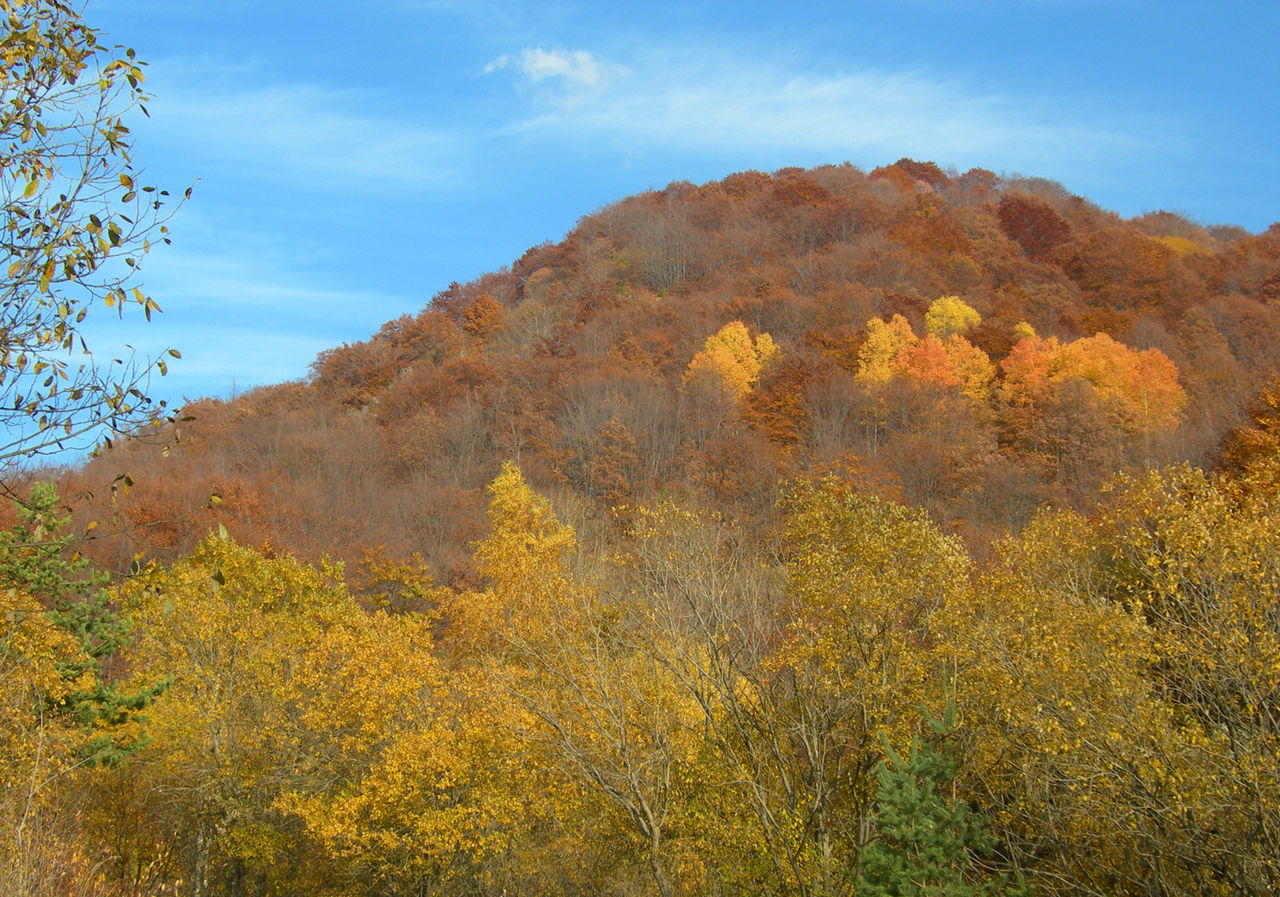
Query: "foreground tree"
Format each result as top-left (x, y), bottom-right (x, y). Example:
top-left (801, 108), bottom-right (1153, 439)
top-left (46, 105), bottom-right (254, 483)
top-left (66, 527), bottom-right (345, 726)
top-left (857, 711), bottom-right (1025, 897)
top-left (284, 613), bottom-right (525, 897)
top-left (450, 463), bottom-right (701, 897)
top-left (115, 534), bottom-right (365, 897)
top-left (0, 482), bottom-right (159, 763)
top-left (0, 568), bottom-right (94, 896)
top-left (620, 479), bottom-right (969, 897)
top-left (946, 455), bottom-right (1280, 896)
top-left (0, 480), bottom-right (166, 896)
top-left (1, 0), bottom-right (184, 469)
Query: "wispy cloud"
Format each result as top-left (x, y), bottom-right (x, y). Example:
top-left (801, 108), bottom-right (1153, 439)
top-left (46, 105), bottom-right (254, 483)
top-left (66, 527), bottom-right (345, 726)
top-left (138, 241), bottom-right (396, 318)
top-left (485, 47), bottom-right (626, 90)
top-left (79, 233), bottom-right (411, 406)
top-left (140, 58), bottom-right (462, 192)
top-left (485, 44), bottom-right (1148, 172)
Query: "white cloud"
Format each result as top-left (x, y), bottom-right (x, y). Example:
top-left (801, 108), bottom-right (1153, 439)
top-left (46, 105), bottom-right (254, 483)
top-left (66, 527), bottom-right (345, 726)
top-left (487, 44), bottom-right (1146, 173)
top-left (485, 47), bottom-right (626, 91)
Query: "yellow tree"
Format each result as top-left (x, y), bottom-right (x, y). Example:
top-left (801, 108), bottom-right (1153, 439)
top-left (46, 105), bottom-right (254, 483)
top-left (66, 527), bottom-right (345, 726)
top-left (945, 459), bottom-right (1280, 896)
top-left (447, 460), bottom-right (576, 654)
top-left (1092, 464), bottom-right (1280, 894)
top-left (0, 0), bottom-right (186, 463)
top-left (923, 295), bottom-right (981, 339)
top-left (943, 335), bottom-right (995, 402)
top-left (622, 483), bottom-right (967, 897)
top-left (941, 507), bottom-right (1171, 895)
top-left (772, 477), bottom-right (969, 895)
top-left (621, 498), bottom-right (789, 893)
top-left (115, 533), bottom-right (365, 897)
top-left (447, 462), bottom-right (703, 897)
top-left (854, 315), bottom-right (916, 386)
top-left (113, 531), bottom-right (528, 897)
top-left (682, 320), bottom-right (778, 401)
top-left (0, 587), bottom-right (98, 897)
top-left (283, 612), bottom-right (529, 897)
top-left (856, 304), bottom-right (993, 404)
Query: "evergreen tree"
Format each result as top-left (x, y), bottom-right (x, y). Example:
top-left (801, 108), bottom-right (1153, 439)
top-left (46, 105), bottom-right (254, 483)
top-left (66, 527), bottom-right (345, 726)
top-left (857, 710), bottom-right (1026, 897)
top-left (0, 482), bottom-right (162, 763)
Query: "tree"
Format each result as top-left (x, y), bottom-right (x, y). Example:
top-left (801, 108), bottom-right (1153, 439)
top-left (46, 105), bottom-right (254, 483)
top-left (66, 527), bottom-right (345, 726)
top-left (996, 195), bottom-right (1070, 259)
top-left (451, 463), bottom-right (700, 897)
top-left (0, 565), bottom-right (94, 896)
top-left (622, 482), bottom-right (969, 897)
top-left (857, 711), bottom-right (1025, 897)
top-left (461, 292), bottom-right (504, 342)
top-left (771, 477), bottom-right (969, 891)
top-left (1, 0), bottom-right (184, 467)
top-left (0, 481), bottom-right (159, 764)
top-left (116, 533), bottom-right (366, 897)
top-left (581, 414), bottom-right (642, 507)
top-left (855, 315), bottom-right (916, 386)
top-left (621, 498), bottom-right (796, 895)
top-left (940, 465), bottom-right (1280, 897)
top-left (682, 320), bottom-right (778, 401)
top-left (924, 296), bottom-right (981, 339)
top-left (1215, 375), bottom-right (1280, 482)
top-left (939, 504), bottom-right (1164, 897)
top-left (892, 335), bottom-right (994, 404)
top-left (1091, 464), bottom-right (1280, 895)
top-left (998, 330), bottom-right (1185, 490)
top-left (284, 613), bottom-right (525, 897)
top-left (853, 311), bottom-right (994, 406)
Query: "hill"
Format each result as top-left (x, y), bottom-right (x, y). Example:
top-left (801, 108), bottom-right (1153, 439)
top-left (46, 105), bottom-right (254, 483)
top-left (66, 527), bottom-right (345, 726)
top-left (10, 159), bottom-right (1280, 897)
top-left (60, 160), bottom-right (1280, 583)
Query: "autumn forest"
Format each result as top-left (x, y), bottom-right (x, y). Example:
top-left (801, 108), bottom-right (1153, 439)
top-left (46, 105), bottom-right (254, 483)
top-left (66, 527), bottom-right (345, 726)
top-left (5, 21), bottom-right (1280, 894)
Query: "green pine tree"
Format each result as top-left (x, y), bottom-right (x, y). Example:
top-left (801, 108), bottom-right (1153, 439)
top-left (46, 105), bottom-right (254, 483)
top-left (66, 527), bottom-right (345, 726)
top-left (0, 482), bottom-right (163, 764)
top-left (857, 709), bottom-right (1027, 897)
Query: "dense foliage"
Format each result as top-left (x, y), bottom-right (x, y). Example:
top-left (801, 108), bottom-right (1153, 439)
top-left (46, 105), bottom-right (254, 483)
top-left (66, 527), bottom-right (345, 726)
top-left (3, 8), bottom-right (1280, 891)
top-left (7, 445), bottom-right (1280, 896)
top-left (7, 0), bottom-right (1280, 890)
top-left (50, 160), bottom-right (1280, 584)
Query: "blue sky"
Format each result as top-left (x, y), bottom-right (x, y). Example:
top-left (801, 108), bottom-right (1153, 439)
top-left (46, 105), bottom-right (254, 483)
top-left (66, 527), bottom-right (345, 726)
top-left (82, 0), bottom-right (1279, 414)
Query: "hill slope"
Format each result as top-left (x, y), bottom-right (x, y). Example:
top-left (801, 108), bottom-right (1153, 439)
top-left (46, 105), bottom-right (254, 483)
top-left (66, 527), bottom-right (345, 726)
top-left (65, 160), bottom-right (1280, 582)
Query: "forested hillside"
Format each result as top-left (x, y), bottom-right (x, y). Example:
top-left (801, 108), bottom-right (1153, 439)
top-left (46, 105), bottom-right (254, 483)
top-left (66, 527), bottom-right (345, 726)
top-left (61, 160), bottom-right (1280, 582)
top-left (6, 157), bottom-right (1280, 897)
